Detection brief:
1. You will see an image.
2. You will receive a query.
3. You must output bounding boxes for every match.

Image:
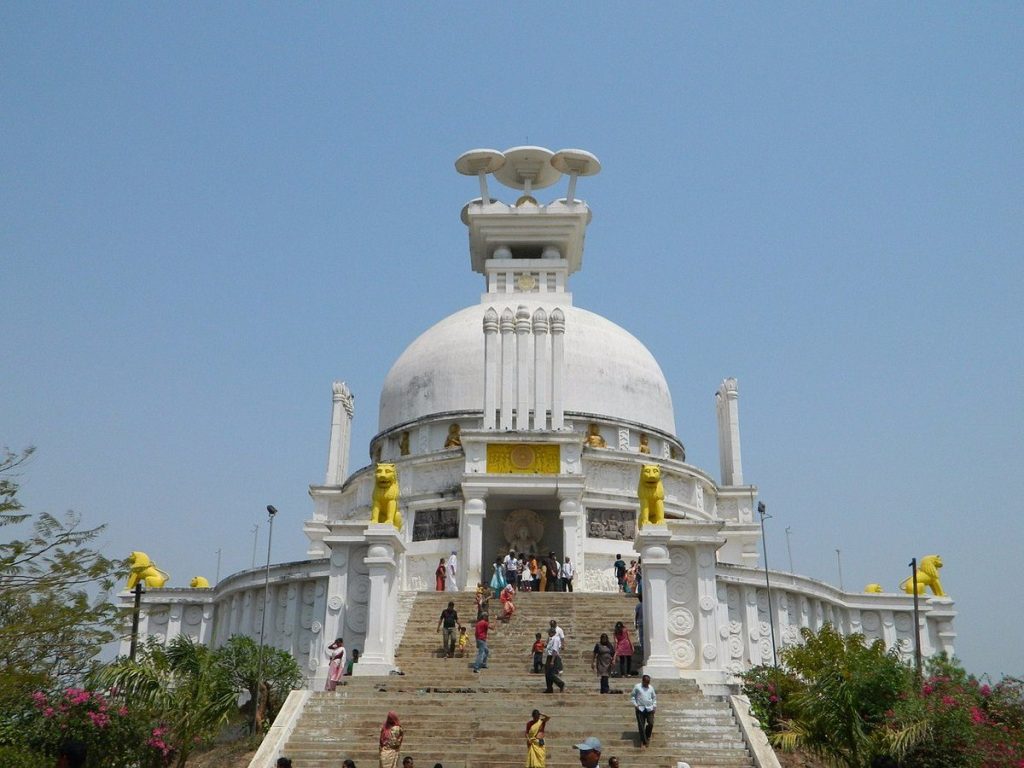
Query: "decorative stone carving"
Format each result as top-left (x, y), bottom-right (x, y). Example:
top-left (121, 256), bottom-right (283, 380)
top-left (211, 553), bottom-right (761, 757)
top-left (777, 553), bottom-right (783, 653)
top-left (346, 603), bottom-right (368, 633)
top-left (412, 509), bottom-right (459, 541)
top-left (586, 508), bottom-right (635, 540)
top-left (702, 643), bottom-right (718, 661)
top-left (667, 549), bottom-right (692, 576)
top-left (861, 611), bottom-right (880, 632)
top-left (729, 636), bottom-right (743, 658)
top-left (349, 574), bottom-right (371, 603)
top-left (618, 428), bottom-right (629, 451)
top-left (667, 607), bottom-right (695, 635)
top-left (670, 638), bottom-right (696, 666)
top-left (581, 568), bottom-right (618, 592)
top-left (667, 576), bottom-right (694, 604)
top-left (699, 595), bottom-right (715, 612)
top-left (333, 381), bottom-right (354, 417)
top-left (327, 596), bottom-right (343, 611)
top-left (504, 509), bottom-right (544, 553)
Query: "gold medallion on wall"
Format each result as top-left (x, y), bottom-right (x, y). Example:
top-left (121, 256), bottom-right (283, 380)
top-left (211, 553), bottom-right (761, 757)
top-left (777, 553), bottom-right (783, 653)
top-left (486, 444), bottom-right (560, 474)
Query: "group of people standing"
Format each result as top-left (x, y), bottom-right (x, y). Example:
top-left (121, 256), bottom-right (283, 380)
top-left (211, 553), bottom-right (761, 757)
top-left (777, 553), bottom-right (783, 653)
top-left (612, 554), bottom-right (641, 595)
top-left (433, 549), bottom-right (576, 594)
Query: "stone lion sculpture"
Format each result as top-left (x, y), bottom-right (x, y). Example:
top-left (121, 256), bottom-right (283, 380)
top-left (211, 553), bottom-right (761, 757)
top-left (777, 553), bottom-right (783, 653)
top-left (190, 576), bottom-right (211, 588)
top-left (637, 464), bottom-right (665, 528)
top-left (370, 462), bottom-right (402, 529)
top-left (126, 551), bottom-right (169, 590)
top-left (901, 554), bottom-right (946, 597)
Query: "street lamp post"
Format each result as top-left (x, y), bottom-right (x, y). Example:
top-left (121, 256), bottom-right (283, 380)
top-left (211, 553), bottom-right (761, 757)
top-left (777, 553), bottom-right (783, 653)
top-left (256, 505), bottom-right (277, 710)
top-left (129, 581), bottom-right (145, 661)
top-left (758, 501), bottom-right (778, 668)
top-left (909, 557), bottom-right (923, 680)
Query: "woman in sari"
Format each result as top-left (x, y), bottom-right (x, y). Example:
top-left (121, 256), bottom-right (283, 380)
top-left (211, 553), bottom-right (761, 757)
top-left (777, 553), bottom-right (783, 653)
top-left (325, 637), bottom-right (346, 691)
top-left (378, 711), bottom-right (403, 768)
top-left (592, 632), bottom-right (617, 694)
top-left (500, 583), bottom-right (516, 621)
top-left (613, 621), bottom-right (635, 677)
top-left (525, 709), bottom-right (549, 768)
top-left (435, 558), bottom-right (446, 591)
top-left (623, 561), bottom-right (638, 594)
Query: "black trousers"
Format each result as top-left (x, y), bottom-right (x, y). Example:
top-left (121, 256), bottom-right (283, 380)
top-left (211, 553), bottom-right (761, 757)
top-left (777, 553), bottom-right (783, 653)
top-left (544, 663), bottom-right (564, 692)
top-left (563, 577), bottom-right (573, 592)
top-left (635, 709), bottom-right (654, 744)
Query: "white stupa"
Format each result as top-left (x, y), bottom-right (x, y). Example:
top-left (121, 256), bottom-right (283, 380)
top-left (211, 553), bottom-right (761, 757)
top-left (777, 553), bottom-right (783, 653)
top-left (122, 146), bottom-right (956, 688)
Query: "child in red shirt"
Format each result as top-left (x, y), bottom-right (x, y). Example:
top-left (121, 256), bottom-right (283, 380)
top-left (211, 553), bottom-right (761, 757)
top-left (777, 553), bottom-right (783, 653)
top-left (531, 632), bottom-right (545, 673)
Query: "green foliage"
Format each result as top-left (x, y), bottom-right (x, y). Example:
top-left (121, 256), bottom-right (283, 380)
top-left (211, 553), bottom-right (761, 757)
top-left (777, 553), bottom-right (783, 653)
top-left (894, 657), bottom-right (1024, 768)
top-left (0, 448), bottom-right (124, 707)
top-left (0, 744), bottom-right (46, 768)
top-left (213, 635), bottom-right (303, 733)
top-left (740, 664), bottom-right (801, 731)
top-left (763, 624), bottom-right (913, 767)
top-left (742, 627), bottom-right (1024, 768)
top-left (90, 636), bottom-right (239, 768)
top-left (14, 687), bottom-right (166, 768)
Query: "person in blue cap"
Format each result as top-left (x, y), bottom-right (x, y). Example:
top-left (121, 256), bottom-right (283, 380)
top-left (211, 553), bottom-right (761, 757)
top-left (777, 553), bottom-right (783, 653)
top-left (574, 736), bottom-right (602, 767)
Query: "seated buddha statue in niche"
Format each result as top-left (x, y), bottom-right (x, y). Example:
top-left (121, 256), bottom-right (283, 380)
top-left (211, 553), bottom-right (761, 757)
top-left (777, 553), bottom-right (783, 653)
top-left (444, 423), bottom-right (462, 448)
top-left (585, 423), bottom-right (607, 448)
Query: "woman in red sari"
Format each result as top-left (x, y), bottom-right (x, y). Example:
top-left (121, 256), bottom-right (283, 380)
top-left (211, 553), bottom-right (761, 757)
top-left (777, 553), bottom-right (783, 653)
top-left (500, 583), bottom-right (516, 621)
top-left (378, 711), bottom-right (403, 768)
top-left (435, 557), bottom-right (446, 591)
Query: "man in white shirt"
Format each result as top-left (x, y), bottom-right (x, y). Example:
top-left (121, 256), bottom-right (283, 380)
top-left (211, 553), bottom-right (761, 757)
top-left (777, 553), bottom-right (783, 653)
top-left (630, 674), bottom-right (657, 747)
top-left (445, 551), bottom-right (458, 592)
top-left (560, 556), bottom-right (575, 592)
top-left (543, 627), bottom-right (565, 693)
top-left (503, 548), bottom-right (517, 586)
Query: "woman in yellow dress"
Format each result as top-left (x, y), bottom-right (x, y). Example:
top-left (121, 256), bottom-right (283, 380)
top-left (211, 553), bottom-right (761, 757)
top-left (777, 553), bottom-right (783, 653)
top-left (525, 709), bottom-right (549, 767)
top-left (378, 711), bottom-right (403, 768)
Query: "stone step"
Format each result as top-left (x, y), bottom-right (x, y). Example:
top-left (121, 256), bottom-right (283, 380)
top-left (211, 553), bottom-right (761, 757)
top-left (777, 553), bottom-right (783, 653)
top-left (275, 592), bottom-right (754, 768)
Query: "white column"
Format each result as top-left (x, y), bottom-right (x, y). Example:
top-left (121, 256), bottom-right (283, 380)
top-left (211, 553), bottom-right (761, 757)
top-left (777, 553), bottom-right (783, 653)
top-left (515, 305), bottom-right (532, 430)
top-left (462, 493), bottom-right (487, 589)
top-left (353, 525), bottom-right (405, 675)
top-left (500, 308), bottom-right (515, 430)
top-left (742, 586), bottom-right (761, 667)
top-left (533, 308), bottom-right (549, 429)
top-left (325, 382), bottom-right (354, 485)
top-left (549, 308), bottom-right (565, 430)
top-left (167, 604), bottom-right (183, 643)
top-left (483, 308), bottom-right (499, 429)
top-left (695, 544), bottom-right (722, 673)
top-left (715, 378), bottom-right (743, 486)
top-left (559, 495), bottom-right (582, 572)
top-left (317, 545), bottom-right (349, 687)
top-left (636, 526), bottom-right (678, 678)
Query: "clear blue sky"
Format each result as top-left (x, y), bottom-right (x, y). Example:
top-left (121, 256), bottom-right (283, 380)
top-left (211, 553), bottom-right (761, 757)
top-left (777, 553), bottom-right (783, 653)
top-left (3, 4), bottom-right (1021, 677)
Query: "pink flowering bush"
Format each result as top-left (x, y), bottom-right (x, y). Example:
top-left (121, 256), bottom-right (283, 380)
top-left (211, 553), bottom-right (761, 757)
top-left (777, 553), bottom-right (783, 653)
top-left (16, 687), bottom-right (168, 768)
top-left (895, 658), bottom-right (1024, 768)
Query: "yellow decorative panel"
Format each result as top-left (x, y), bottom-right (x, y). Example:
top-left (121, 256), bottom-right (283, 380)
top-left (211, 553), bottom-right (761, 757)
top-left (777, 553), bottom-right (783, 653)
top-left (486, 444), bottom-right (560, 474)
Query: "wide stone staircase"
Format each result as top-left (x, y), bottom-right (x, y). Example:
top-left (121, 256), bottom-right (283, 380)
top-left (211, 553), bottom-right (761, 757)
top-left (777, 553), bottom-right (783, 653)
top-left (277, 591), bottom-right (757, 767)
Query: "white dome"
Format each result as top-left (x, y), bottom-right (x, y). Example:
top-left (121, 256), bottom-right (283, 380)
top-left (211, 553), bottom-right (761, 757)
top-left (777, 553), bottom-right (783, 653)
top-left (379, 303), bottom-right (675, 434)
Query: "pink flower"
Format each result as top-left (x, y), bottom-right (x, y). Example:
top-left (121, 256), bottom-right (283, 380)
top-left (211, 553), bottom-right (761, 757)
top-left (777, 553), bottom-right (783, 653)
top-left (970, 706), bottom-right (986, 724)
top-left (43, 707), bottom-right (55, 718)
top-left (30, 691), bottom-right (47, 708)
top-left (923, 684), bottom-right (933, 695)
top-left (980, 684), bottom-right (991, 697)
top-left (117, 706), bottom-right (129, 717)
top-left (769, 695), bottom-right (779, 703)
top-left (941, 695), bottom-right (956, 707)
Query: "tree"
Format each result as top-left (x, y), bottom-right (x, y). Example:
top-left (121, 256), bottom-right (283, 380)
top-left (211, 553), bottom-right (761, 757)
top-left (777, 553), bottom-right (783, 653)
top-left (771, 624), bottom-right (914, 768)
top-left (0, 447), bottom-right (124, 705)
top-left (212, 635), bottom-right (303, 733)
top-left (90, 636), bottom-right (238, 768)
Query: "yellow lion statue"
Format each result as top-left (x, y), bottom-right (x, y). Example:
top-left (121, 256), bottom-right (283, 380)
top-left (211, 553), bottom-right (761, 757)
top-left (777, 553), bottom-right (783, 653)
top-left (370, 463), bottom-right (402, 529)
top-left (126, 551), bottom-right (169, 590)
top-left (900, 554), bottom-right (946, 597)
top-left (637, 464), bottom-right (665, 528)
top-left (864, 583), bottom-right (884, 593)
top-left (190, 576), bottom-right (211, 588)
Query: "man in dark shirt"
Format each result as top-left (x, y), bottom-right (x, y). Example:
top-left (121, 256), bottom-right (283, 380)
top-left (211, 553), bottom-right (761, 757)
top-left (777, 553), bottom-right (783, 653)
top-left (472, 613), bottom-right (490, 672)
top-left (436, 601), bottom-right (459, 658)
top-left (613, 555), bottom-right (627, 592)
